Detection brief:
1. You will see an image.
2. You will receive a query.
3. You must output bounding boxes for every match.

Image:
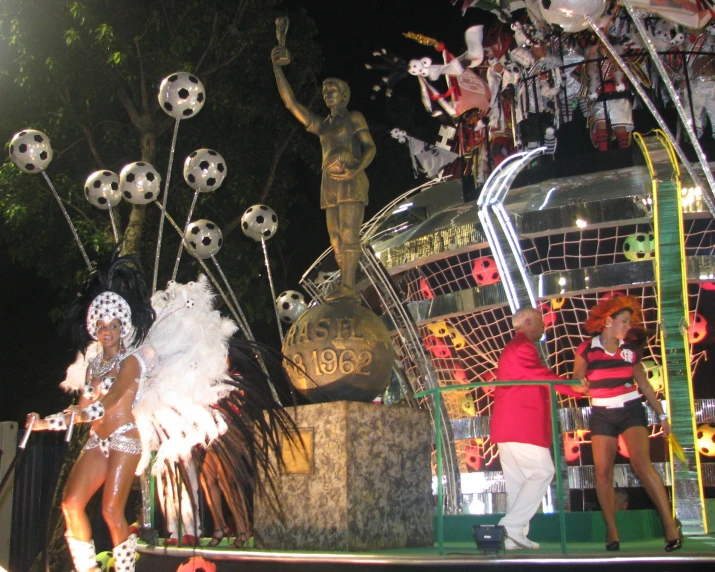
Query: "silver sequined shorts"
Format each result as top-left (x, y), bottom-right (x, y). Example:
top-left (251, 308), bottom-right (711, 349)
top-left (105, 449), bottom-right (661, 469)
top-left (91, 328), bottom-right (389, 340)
top-left (84, 422), bottom-right (142, 458)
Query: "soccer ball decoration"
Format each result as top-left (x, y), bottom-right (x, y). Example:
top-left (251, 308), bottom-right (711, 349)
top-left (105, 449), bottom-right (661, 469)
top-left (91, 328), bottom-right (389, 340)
top-left (175, 556), bottom-right (217, 572)
top-left (623, 232), bottom-right (655, 261)
top-left (472, 256), bottom-right (500, 286)
top-left (183, 149), bottom-right (227, 192)
top-left (158, 72), bottom-right (205, 119)
top-left (84, 170), bottom-right (121, 210)
top-left (184, 219), bottom-right (223, 259)
top-left (9, 129), bottom-right (53, 173)
top-left (696, 423), bottom-right (715, 457)
top-left (241, 204), bottom-right (278, 241)
top-left (276, 290), bottom-right (308, 324)
top-left (119, 162), bottom-right (161, 204)
top-left (539, 0), bottom-right (607, 33)
top-left (641, 359), bottom-right (664, 392)
top-left (688, 312), bottom-right (708, 344)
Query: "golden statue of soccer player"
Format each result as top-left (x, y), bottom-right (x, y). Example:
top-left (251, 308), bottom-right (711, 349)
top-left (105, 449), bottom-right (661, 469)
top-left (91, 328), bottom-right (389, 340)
top-left (271, 17), bottom-right (376, 300)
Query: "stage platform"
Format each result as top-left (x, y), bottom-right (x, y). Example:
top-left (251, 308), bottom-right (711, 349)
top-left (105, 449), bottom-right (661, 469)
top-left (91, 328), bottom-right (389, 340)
top-left (136, 510), bottom-right (715, 572)
top-left (137, 537), bottom-right (715, 572)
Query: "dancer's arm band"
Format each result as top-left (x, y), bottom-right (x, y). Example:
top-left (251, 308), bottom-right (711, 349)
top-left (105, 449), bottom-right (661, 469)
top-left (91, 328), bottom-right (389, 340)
top-left (82, 401), bottom-right (105, 421)
top-left (46, 413), bottom-right (68, 431)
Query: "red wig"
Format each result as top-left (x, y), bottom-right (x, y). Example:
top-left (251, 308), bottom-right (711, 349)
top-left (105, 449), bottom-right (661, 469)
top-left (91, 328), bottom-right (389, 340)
top-left (584, 295), bottom-right (643, 335)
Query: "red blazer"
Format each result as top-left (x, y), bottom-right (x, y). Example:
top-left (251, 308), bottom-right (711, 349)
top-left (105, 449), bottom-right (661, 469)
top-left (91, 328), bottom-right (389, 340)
top-left (490, 332), bottom-right (578, 448)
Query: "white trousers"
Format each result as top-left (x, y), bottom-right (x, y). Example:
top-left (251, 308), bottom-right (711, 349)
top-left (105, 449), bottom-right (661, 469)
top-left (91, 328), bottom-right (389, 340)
top-left (497, 442), bottom-right (555, 534)
top-left (157, 460), bottom-right (201, 537)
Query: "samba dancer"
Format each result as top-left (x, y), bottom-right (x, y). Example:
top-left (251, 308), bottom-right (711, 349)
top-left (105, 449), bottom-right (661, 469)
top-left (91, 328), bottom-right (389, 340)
top-left (27, 254), bottom-right (154, 572)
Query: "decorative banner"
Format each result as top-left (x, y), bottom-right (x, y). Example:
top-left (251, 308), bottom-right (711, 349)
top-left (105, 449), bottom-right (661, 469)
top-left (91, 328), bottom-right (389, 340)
top-left (453, 69), bottom-right (491, 116)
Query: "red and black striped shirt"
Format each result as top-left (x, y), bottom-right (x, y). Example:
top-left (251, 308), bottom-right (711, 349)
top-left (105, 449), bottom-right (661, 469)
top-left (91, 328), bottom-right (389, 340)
top-left (575, 337), bottom-right (641, 399)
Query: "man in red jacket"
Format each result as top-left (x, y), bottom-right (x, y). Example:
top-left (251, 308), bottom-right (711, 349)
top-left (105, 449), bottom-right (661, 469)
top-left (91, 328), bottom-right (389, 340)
top-left (491, 307), bottom-right (585, 550)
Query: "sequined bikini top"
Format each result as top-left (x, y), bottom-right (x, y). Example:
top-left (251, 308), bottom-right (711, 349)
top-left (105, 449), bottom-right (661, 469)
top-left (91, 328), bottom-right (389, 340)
top-left (83, 376), bottom-right (115, 401)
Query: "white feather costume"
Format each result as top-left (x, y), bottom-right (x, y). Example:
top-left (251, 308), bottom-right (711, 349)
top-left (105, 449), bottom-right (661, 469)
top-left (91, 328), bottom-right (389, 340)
top-left (130, 275), bottom-right (238, 476)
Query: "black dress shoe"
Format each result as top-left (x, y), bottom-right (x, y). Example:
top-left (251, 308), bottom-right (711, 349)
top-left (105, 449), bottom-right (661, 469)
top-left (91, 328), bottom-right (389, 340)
top-left (664, 537), bottom-right (682, 552)
top-left (605, 540), bottom-right (620, 551)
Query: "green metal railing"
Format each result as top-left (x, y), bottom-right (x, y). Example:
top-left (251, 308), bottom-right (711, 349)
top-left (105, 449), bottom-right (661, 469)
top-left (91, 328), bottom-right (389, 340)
top-left (415, 379), bottom-right (582, 555)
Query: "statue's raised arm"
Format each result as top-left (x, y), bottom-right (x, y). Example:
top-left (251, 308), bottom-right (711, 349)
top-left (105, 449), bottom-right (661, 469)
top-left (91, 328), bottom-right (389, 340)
top-left (271, 17), bottom-right (315, 128)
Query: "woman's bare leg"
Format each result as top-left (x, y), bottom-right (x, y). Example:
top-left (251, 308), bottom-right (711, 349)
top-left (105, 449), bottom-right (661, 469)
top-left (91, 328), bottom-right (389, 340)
top-left (200, 453), bottom-right (228, 531)
top-left (102, 448), bottom-right (141, 546)
top-left (62, 448), bottom-right (108, 541)
top-left (622, 426), bottom-right (679, 540)
top-left (592, 435), bottom-right (619, 543)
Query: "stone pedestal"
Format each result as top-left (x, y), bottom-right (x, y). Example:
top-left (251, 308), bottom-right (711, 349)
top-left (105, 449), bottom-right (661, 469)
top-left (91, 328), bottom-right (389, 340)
top-left (254, 401), bottom-right (433, 551)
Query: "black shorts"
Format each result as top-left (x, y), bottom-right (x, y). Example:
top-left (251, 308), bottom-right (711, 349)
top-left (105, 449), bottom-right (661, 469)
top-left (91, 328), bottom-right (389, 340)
top-left (589, 399), bottom-right (648, 438)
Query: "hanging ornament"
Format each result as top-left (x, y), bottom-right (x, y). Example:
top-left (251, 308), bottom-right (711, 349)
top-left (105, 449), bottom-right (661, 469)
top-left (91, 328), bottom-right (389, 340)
top-left (184, 219), bottom-right (223, 259)
top-left (472, 256), bottom-right (500, 286)
top-left (183, 149), bottom-right (227, 192)
top-left (84, 170), bottom-right (121, 210)
top-left (119, 162), bottom-right (161, 204)
top-left (158, 72), bottom-right (205, 119)
top-left (241, 204), bottom-right (278, 241)
top-left (9, 129), bottom-right (53, 173)
top-left (696, 423), bottom-right (715, 457)
top-left (276, 290), bottom-right (308, 324)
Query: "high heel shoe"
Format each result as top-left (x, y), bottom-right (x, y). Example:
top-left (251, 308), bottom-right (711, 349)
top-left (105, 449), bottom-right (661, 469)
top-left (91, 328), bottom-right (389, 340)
top-left (229, 531), bottom-right (254, 549)
top-left (207, 526), bottom-right (231, 547)
top-left (664, 519), bottom-right (683, 552)
top-left (605, 539), bottom-right (620, 551)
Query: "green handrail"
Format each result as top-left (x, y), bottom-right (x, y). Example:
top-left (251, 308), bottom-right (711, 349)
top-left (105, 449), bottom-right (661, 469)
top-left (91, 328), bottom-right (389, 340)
top-left (415, 379), bottom-right (582, 555)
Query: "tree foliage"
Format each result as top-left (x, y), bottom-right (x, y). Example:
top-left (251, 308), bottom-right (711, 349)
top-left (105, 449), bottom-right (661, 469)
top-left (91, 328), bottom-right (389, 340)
top-left (0, 0), bottom-right (330, 331)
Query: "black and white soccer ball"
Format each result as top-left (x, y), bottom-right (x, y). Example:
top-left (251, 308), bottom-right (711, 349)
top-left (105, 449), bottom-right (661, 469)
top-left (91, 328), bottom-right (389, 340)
top-left (183, 149), bottom-right (227, 192)
top-left (158, 72), bottom-right (205, 119)
top-left (119, 162), bottom-right (162, 204)
top-left (241, 204), bottom-right (278, 242)
top-left (84, 170), bottom-right (121, 210)
top-left (9, 129), bottom-right (53, 173)
top-left (276, 290), bottom-right (308, 324)
top-left (184, 219), bottom-right (223, 259)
